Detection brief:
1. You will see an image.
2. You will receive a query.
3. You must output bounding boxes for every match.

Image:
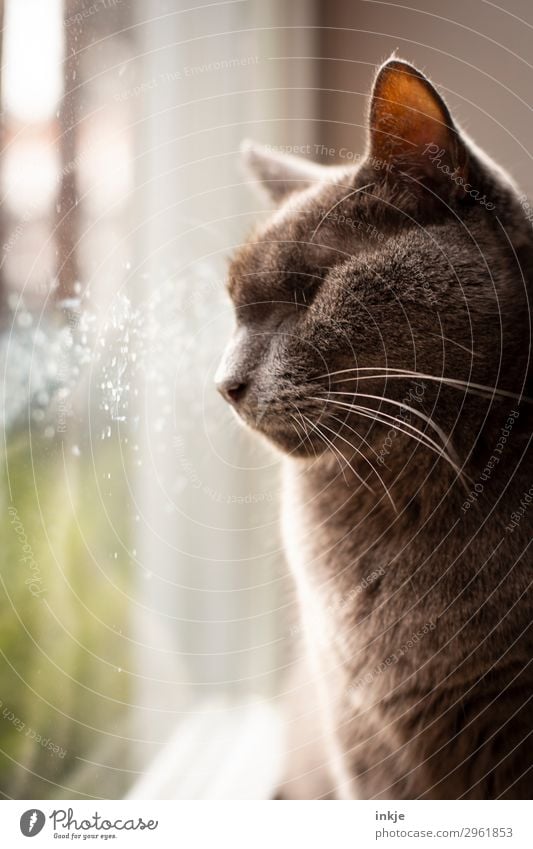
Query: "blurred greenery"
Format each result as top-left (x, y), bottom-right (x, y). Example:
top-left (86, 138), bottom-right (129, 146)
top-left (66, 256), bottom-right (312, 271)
top-left (0, 425), bottom-right (132, 799)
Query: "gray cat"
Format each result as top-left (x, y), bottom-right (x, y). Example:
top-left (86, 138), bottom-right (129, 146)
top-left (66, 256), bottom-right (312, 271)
top-left (216, 58), bottom-right (533, 799)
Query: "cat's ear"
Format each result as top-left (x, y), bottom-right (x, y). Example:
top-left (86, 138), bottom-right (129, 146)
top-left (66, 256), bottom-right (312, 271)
top-left (368, 58), bottom-right (468, 184)
top-left (241, 140), bottom-right (327, 204)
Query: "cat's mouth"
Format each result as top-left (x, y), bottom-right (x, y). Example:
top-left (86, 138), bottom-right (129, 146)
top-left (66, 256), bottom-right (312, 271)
top-left (217, 369), bottom-right (370, 458)
top-left (228, 392), bottom-right (336, 457)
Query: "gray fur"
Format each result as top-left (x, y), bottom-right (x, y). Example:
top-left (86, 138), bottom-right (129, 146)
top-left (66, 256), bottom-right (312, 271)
top-left (217, 59), bottom-right (533, 799)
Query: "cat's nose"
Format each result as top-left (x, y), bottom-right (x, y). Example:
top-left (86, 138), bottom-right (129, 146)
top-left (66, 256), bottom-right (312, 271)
top-left (216, 378), bottom-right (248, 405)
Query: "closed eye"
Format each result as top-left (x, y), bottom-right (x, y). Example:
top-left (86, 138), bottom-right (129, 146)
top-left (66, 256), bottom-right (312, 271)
top-left (282, 269), bottom-right (324, 305)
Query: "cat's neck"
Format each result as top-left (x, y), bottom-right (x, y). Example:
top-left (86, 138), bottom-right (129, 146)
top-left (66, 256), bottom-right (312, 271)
top-left (286, 406), bottom-right (530, 530)
top-left (288, 444), bottom-right (459, 525)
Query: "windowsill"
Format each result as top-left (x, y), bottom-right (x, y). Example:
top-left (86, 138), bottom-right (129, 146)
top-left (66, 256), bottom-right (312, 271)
top-left (126, 699), bottom-right (283, 800)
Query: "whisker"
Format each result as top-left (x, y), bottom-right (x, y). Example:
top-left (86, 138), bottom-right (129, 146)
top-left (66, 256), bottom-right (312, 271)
top-left (288, 413), bottom-right (305, 451)
top-left (428, 331), bottom-right (482, 359)
top-left (297, 411), bottom-right (340, 476)
top-left (326, 410), bottom-right (383, 462)
top-left (302, 412), bottom-right (376, 493)
top-left (311, 396), bottom-right (471, 487)
top-left (315, 417), bottom-right (380, 499)
top-left (314, 397), bottom-right (449, 467)
top-left (289, 409), bottom-right (317, 460)
top-left (302, 413), bottom-right (350, 487)
top-left (324, 389), bottom-right (455, 460)
top-left (327, 413), bottom-right (398, 513)
top-left (314, 366), bottom-right (531, 404)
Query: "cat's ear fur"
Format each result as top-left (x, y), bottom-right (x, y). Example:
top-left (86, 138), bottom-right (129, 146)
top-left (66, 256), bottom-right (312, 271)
top-left (241, 140), bottom-right (327, 204)
top-left (368, 58), bottom-right (468, 184)
top-left (242, 60), bottom-right (469, 203)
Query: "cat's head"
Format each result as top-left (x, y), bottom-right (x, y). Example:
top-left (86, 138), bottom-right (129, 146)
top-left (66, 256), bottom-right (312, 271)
top-left (216, 59), bottom-right (532, 464)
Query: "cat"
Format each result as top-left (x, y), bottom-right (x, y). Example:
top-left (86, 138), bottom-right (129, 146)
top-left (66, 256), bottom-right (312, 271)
top-left (216, 57), bottom-right (533, 799)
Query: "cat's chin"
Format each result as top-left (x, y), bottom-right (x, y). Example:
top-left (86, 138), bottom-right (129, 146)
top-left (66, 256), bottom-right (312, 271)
top-left (265, 433), bottom-right (324, 459)
top-left (230, 405), bottom-right (326, 457)
top-left (247, 419), bottom-right (326, 458)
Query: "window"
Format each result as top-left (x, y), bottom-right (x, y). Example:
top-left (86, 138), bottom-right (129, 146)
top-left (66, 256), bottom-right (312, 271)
top-left (0, 0), bottom-right (317, 799)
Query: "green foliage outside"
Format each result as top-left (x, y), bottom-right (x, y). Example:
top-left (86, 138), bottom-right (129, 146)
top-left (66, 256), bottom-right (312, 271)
top-left (0, 427), bottom-right (132, 799)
